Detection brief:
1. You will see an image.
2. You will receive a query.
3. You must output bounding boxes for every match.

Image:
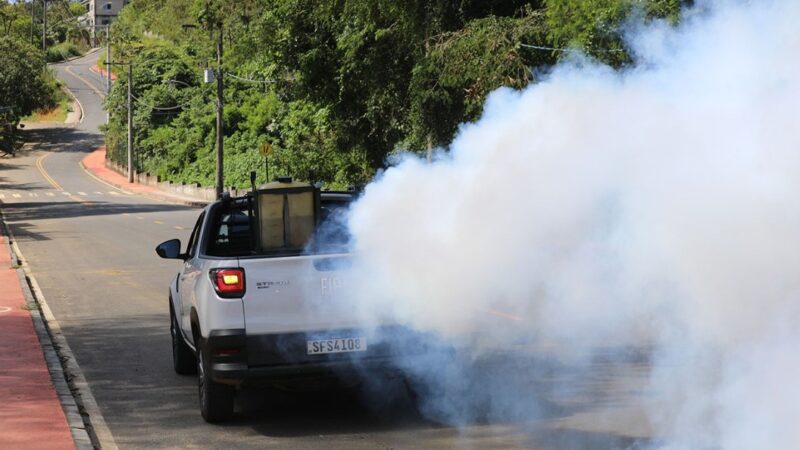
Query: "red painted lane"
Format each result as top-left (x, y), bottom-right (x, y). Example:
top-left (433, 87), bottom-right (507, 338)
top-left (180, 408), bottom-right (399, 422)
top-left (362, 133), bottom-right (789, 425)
top-left (89, 64), bottom-right (118, 81)
top-left (83, 146), bottom-right (205, 207)
top-left (0, 231), bottom-right (75, 449)
top-left (82, 146), bottom-right (161, 196)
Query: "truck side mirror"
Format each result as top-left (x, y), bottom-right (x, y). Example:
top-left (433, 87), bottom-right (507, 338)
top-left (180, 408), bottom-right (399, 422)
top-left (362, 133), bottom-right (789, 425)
top-left (156, 239), bottom-right (183, 259)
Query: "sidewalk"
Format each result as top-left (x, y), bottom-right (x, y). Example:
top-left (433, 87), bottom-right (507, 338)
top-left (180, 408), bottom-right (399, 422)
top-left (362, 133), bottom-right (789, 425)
top-left (89, 65), bottom-right (117, 81)
top-left (81, 147), bottom-right (208, 207)
top-left (0, 230), bottom-right (74, 449)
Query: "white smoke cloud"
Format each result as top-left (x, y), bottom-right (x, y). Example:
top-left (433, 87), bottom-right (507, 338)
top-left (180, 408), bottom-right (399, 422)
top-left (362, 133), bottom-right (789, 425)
top-left (345, 1), bottom-right (800, 448)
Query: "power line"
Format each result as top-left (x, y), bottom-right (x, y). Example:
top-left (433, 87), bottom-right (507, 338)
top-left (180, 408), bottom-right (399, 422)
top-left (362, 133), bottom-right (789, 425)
top-left (130, 92), bottom-right (198, 111)
top-left (226, 72), bottom-right (276, 84)
top-left (520, 43), bottom-right (626, 53)
top-left (128, 81), bottom-right (212, 111)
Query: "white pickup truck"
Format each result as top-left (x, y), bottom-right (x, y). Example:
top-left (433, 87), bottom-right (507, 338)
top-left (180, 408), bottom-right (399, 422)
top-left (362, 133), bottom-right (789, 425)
top-left (156, 179), bottom-right (428, 422)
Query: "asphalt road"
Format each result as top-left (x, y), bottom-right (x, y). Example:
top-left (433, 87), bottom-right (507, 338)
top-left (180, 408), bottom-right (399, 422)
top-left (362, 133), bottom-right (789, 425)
top-left (0, 50), bottom-right (658, 449)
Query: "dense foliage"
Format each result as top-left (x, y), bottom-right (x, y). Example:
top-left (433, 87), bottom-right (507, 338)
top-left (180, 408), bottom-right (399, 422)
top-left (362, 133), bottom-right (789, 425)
top-left (1, 0), bottom-right (90, 60)
top-left (0, 37), bottom-right (54, 120)
top-left (104, 0), bottom-right (686, 189)
top-left (0, 0), bottom-right (87, 121)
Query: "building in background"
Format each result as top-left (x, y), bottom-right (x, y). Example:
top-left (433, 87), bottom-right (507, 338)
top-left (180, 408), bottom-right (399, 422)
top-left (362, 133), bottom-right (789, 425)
top-left (86, 0), bottom-right (129, 30)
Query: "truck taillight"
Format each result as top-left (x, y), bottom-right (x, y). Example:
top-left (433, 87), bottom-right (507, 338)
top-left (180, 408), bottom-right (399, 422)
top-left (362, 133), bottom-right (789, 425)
top-left (210, 268), bottom-right (246, 298)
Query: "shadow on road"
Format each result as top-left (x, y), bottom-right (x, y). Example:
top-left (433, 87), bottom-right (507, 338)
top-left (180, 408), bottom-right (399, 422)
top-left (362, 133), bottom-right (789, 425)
top-left (0, 181), bottom-right (54, 192)
top-left (0, 161), bottom-right (23, 185)
top-left (2, 201), bottom-right (193, 231)
top-left (56, 311), bottom-right (656, 448)
top-left (1, 201), bottom-right (194, 243)
top-left (59, 314), bottom-right (438, 447)
top-left (17, 126), bottom-right (103, 156)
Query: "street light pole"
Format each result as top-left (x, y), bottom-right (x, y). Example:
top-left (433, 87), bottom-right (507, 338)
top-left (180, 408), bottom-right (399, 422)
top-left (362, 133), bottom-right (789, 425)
top-left (215, 26), bottom-right (224, 199)
top-left (127, 63), bottom-right (134, 183)
top-left (41, 0), bottom-right (46, 52)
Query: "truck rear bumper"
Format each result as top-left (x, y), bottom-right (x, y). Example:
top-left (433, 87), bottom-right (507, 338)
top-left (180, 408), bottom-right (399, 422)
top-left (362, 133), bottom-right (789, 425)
top-left (204, 326), bottom-right (443, 386)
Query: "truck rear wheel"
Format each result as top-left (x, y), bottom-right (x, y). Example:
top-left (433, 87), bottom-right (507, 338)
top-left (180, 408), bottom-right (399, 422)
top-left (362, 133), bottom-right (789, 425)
top-left (170, 302), bottom-right (196, 375)
top-left (198, 341), bottom-right (235, 423)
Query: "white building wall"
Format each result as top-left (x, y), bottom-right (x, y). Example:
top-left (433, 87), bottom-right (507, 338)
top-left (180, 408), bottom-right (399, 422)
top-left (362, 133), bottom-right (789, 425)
top-left (90, 0), bottom-right (129, 27)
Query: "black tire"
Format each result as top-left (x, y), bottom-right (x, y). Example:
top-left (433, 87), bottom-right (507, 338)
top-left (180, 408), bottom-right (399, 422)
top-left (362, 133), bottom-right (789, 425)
top-left (197, 340), bottom-right (235, 423)
top-left (170, 302), bottom-right (196, 375)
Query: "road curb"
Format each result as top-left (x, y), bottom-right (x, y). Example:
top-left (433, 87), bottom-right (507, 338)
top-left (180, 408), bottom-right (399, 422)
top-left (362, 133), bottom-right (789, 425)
top-left (49, 49), bottom-right (96, 65)
top-left (14, 268), bottom-right (94, 450)
top-left (78, 158), bottom-right (209, 208)
top-left (63, 86), bottom-right (84, 125)
top-left (0, 211), bottom-right (118, 450)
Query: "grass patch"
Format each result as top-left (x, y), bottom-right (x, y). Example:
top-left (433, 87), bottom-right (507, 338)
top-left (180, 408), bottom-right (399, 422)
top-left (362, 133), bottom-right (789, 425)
top-left (96, 53), bottom-right (113, 78)
top-left (46, 42), bottom-right (86, 63)
top-left (20, 303), bottom-right (38, 311)
top-left (23, 67), bottom-right (73, 123)
top-left (24, 90), bottom-right (71, 123)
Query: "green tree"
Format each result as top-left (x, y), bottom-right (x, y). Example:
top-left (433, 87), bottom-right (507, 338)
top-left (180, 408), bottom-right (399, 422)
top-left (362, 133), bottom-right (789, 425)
top-left (407, 7), bottom-right (554, 150)
top-left (103, 0), bottom-right (687, 189)
top-left (545, 0), bottom-right (684, 67)
top-left (0, 37), bottom-right (55, 120)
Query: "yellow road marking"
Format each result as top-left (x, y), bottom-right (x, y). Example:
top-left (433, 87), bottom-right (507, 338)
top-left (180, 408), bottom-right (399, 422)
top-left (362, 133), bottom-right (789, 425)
top-left (153, 221), bottom-right (164, 225)
top-left (36, 154), bottom-right (63, 190)
top-left (65, 66), bottom-right (106, 98)
top-left (92, 269), bottom-right (126, 277)
top-left (174, 226), bottom-right (186, 230)
top-left (65, 60), bottom-right (160, 208)
top-left (487, 309), bottom-right (524, 322)
top-left (36, 155), bottom-right (89, 203)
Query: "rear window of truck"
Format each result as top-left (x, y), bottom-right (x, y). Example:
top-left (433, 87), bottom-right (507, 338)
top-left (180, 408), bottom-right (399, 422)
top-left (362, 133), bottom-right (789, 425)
top-left (204, 195), bottom-right (352, 258)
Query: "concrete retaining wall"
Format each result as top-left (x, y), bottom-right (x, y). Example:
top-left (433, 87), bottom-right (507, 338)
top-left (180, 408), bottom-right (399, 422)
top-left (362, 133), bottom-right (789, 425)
top-left (104, 159), bottom-right (246, 201)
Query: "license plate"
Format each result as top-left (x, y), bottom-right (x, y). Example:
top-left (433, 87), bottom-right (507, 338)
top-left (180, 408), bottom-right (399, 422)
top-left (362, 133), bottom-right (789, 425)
top-left (306, 337), bottom-right (367, 355)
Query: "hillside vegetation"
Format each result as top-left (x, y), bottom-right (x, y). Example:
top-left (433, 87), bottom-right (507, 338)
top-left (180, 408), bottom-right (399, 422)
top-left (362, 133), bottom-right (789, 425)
top-left (104, 0), bottom-right (685, 189)
top-left (0, 0), bottom-right (89, 121)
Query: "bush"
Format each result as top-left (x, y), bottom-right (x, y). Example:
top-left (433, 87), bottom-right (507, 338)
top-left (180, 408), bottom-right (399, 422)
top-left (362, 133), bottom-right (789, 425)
top-left (45, 42), bottom-right (84, 63)
top-left (0, 37), bottom-right (57, 120)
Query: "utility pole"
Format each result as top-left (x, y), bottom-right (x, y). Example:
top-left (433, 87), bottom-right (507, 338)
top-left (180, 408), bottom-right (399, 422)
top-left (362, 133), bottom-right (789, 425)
top-left (105, 26), bottom-right (111, 95)
top-left (215, 25), bottom-right (224, 199)
top-left (41, 0), bottom-right (46, 52)
top-left (105, 26), bottom-right (111, 124)
top-left (127, 63), bottom-right (134, 183)
top-left (30, 0), bottom-right (34, 45)
top-left (183, 14), bottom-right (223, 198)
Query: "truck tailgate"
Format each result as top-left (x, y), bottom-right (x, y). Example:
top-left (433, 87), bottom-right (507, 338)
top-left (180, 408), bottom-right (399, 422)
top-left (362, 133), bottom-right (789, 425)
top-left (239, 253), bottom-right (357, 335)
